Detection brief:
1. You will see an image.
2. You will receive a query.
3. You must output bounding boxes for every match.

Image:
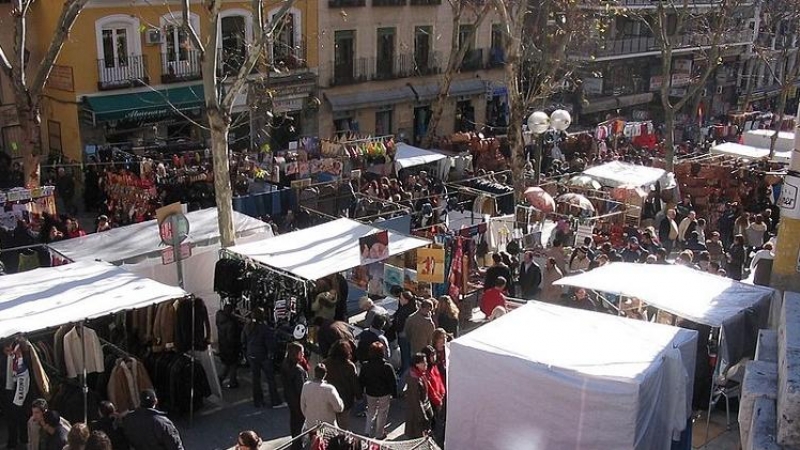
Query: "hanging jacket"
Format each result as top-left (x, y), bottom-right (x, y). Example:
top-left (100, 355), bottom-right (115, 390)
top-left (63, 326), bottom-right (105, 379)
top-left (215, 309), bottom-right (242, 365)
top-left (107, 358), bottom-right (154, 413)
top-left (152, 302), bottom-right (178, 353)
top-left (175, 298), bottom-right (210, 352)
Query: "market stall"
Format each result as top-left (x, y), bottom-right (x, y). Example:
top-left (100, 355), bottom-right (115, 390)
top-left (582, 160), bottom-right (670, 189)
top-left (447, 301), bottom-right (698, 450)
top-left (0, 261), bottom-right (211, 424)
top-left (742, 129), bottom-right (794, 153)
top-left (710, 142), bottom-right (792, 164)
top-left (393, 143), bottom-right (449, 180)
top-left (218, 218), bottom-right (430, 349)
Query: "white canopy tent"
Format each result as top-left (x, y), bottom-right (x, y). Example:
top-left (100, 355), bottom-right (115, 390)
top-left (710, 142), bottom-right (792, 164)
top-left (48, 208), bottom-right (271, 264)
top-left (447, 301), bottom-right (697, 450)
top-left (582, 161), bottom-right (670, 188)
top-left (227, 218), bottom-right (430, 281)
top-left (0, 261), bottom-right (187, 338)
top-left (742, 129), bottom-right (794, 153)
top-left (393, 143), bottom-right (449, 179)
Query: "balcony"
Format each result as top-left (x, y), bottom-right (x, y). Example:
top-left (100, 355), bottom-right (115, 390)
top-left (274, 39), bottom-right (309, 71)
top-left (161, 50), bottom-right (202, 84)
top-left (97, 55), bottom-right (148, 90)
top-left (460, 48), bottom-right (484, 71)
top-left (488, 46), bottom-right (505, 68)
top-left (373, 0), bottom-right (406, 5)
top-left (410, 0), bottom-right (441, 4)
top-left (329, 0), bottom-right (366, 6)
top-left (571, 31), bottom-right (752, 59)
top-left (330, 57), bottom-right (370, 86)
top-left (585, 0), bottom-right (738, 7)
top-left (410, 51), bottom-right (442, 75)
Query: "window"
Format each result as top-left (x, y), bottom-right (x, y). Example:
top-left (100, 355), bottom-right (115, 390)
top-left (459, 25), bottom-right (480, 70)
top-left (455, 100), bottom-right (475, 132)
top-left (490, 24), bottom-right (505, 67)
top-left (47, 121), bottom-right (62, 154)
top-left (218, 9), bottom-right (253, 75)
top-left (2, 126), bottom-right (22, 158)
top-left (375, 109), bottom-right (393, 135)
top-left (376, 28), bottom-right (396, 79)
top-left (334, 30), bottom-right (356, 84)
top-left (161, 14), bottom-right (200, 81)
top-left (458, 25), bottom-right (475, 52)
top-left (414, 26), bottom-right (433, 74)
top-left (95, 15), bottom-right (144, 86)
top-left (271, 8), bottom-right (303, 69)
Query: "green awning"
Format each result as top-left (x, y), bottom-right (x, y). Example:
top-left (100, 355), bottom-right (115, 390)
top-left (83, 84), bottom-right (205, 124)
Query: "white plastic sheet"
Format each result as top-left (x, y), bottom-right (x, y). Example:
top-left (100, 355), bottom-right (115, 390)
top-left (0, 261), bottom-right (187, 338)
top-left (227, 218), bottom-right (430, 280)
top-left (710, 142), bottom-right (792, 164)
top-left (582, 161), bottom-right (669, 188)
top-left (48, 209), bottom-right (270, 264)
top-left (446, 301), bottom-right (697, 450)
top-left (554, 262), bottom-right (774, 327)
top-left (393, 143), bottom-right (448, 179)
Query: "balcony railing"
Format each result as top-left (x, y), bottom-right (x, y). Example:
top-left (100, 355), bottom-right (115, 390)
top-left (373, 0), bottom-right (406, 5)
top-left (97, 55), bottom-right (148, 90)
top-left (587, 0), bottom-right (736, 7)
top-left (460, 48), bottom-right (484, 71)
top-left (572, 31), bottom-right (752, 58)
top-left (273, 39), bottom-right (308, 71)
top-left (161, 50), bottom-right (202, 83)
top-left (330, 57), bottom-right (370, 86)
top-left (409, 0), bottom-right (441, 4)
top-left (410, 51), bottom-right (442, 75)
top-left (329, 0), bottom-right (366, 6)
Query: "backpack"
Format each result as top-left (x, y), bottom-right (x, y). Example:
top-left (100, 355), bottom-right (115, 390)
top-left (356, 329), bottom-right (380, 362)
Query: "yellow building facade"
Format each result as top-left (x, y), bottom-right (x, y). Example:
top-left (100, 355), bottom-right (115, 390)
top-left (30, 0), bottom-right (319, 163)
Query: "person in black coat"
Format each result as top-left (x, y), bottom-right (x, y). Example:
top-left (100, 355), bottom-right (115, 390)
top-left (215, 304), bottom-right (242, 388)
top-left (281, 343), bottom-right (308, 450)
top-left (121, 390), bottom-right (184, 450)
top-left (358, 342), bottom-right (398, 439)
top-left (516, 251), bottom-right (542, 299)
top-left (241, 309), bottom-right (282, 408)
top-left (483, 254), bottom-right (512, 293)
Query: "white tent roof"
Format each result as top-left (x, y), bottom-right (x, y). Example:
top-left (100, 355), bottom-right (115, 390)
top-left (48, 208), bottom-right (271, 264)
top-left (582, 161), bottom-right (668, 188)
top-left (710, 142), bottom-right (792, 164)
top-left (227, 218), bottom-right (430, 280)
top-left (446, 301), bottom-right (697, 450)
top-left (742, 129), bottom-right (795, 153)
top-left (0, 261), bottom-right (187, 338)
top-left (554, 263), bottom-right (774, 327)
top-left (394, 143), bottom-right (447, 172)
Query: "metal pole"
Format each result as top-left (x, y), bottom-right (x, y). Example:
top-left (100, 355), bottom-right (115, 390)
top-left (79, 322), bottom-right (88, 424)
top-left (703, 327), bottom-right (724, 448)
top-left (770, 102), bottom-right (800, 292)
top-left (189, 295), bottom-right (195, 428)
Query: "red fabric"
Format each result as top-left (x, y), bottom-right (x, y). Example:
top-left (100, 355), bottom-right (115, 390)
top-left (480, 288), bottom-right (506, 317)
top-left (298, 355), bottom-right (310, 372)
top-left (426, 365), bottom-right (446, 409)
top-left (67, 229), bottom-right (86, 239)
top-left (310, 434), bottom-right (326, 450)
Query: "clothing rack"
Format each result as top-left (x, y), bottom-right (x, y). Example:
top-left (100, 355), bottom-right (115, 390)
top-left (273, 422), bottom-right (440, 450)
top-left (99, 337), bottom-right (132, 360)
top-left (321, 134), bottom-right (395, 146)
top-left (219, 247), bottom-right (310, 284)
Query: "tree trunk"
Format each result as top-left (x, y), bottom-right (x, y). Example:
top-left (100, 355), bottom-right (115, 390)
top-left (208, 107), bottom-right (235, 247)
top-left (16, 100), bottom-right (42, 187)
top-left (663, 105), bottom-right (676, 172)
top-left (504, 40), bottom-right (525, 201)
top-left (422, 78), bottom-right (451, 148)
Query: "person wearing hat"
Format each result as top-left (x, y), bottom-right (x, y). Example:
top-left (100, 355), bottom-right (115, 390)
top-left (358, 296), bottom-right (389, 330)
top-left (568, 246), bottom-right (591, 273)
top-left (621, 237), bottom-right (650, 263)
top-left (40, 410), bottom-right (69, 450)
top-left (96, 215), bottom-right (111, 233)
top-left (122, 390), bottom-right (184, 450)
top-left (705, 231), bottom-right (725, 264)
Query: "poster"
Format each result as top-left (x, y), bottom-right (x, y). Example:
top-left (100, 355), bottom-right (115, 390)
top-left (404, 268), bottom-right (418, 293)
top-left (359, 230), bottom-right (389, 264)
top-left (383, 264), bottom-right (404, 295)
top-left (417, 247), bottom-right (445, 283)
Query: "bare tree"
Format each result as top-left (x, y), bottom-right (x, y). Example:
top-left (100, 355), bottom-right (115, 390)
top-left (750, 0), bottom-right (800, 156)
top-left (623, 0), bottom-right (749, 170)
top-left (494, 0), bottom-right (591, 197)
top-left (421, 0), bottom-right (493, 148)
top-left (0, 0), bottom-right (88, 186)
top-left (180, 0), bottom-right (295, 247)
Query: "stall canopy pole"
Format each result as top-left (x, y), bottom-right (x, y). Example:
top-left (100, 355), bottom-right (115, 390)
top-left (703, 326), bottom-right (724, 448)
top-left (78, 321), bottom-right (88, 424)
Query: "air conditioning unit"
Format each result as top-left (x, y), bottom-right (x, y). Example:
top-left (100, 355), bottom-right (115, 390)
top-left (716, 86), bottom-right (724, 95)
top-left (145, 29), bottom-right (162, 45)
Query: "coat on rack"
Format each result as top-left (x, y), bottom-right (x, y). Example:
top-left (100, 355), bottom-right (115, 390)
top-left (152, 301), bottom-right (178, 353)
top-left (107, 357), bottom-right (154, 413)
top-left (63, 326), bottom-right (105, 379)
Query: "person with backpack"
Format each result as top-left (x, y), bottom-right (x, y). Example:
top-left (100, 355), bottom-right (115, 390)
top-left (356, 315), bottom-right (390, 363)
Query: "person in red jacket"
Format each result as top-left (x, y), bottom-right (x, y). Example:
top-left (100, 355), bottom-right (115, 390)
top-left (480, 277), bottom-right (508, 318)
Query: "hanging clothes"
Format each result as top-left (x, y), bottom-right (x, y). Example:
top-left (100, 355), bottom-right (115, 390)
top-left (152, 301), bottom-right (178, 353)
top-left (175, 298), bottom-right (211, 353)
top-left (107, 357), bottom-right (154, 413)
top-left (63, 326), bottom-right (105, 379)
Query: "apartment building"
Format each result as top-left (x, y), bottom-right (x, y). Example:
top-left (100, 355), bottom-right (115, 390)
top-left (569, 0), bottom-right (756, 126)
top-left (741, 14), bottom-right (800, 112)
top-left (25, 0), bottom-right (318, 163)
top-left (318, 0), bottom-right (506, 144)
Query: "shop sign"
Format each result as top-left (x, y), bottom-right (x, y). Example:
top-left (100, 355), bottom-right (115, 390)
top-left (158, 213), bottom-right (190, 246)
top-left (124, 107), bottom-right (179, 122)
top-left (47, 65), bottom-right (74, 92)
top-left (161, 243), bottom-right (192, 265)
top-left (360, 230), bottom-right (389, 265)
top-left (274, 96), bottom-right (306, 113)
top-left (779, 174), bottom-right (800, 220)
top-left (583, 78), bottom-right (604, 95)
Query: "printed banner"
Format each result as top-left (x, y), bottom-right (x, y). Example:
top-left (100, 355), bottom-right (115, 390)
top-left (417, 247), bottom-right (446, 283)
top-left (383, 264), bottom-right (404, 296)
top-left (359, 230), bottom-right (389, 264)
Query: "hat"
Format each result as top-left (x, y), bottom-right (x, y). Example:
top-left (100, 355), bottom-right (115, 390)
top-left (140, 389), bottom-right (157, 408)
top-left (98, 215), bottom-right (109, 222)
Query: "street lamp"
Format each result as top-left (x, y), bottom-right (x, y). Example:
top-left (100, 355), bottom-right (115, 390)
top-left (527, 109), bottom-right (572, 183)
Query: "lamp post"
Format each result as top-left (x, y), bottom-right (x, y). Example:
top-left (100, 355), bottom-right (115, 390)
top-left (527, 109), bottom-right (572, 184)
